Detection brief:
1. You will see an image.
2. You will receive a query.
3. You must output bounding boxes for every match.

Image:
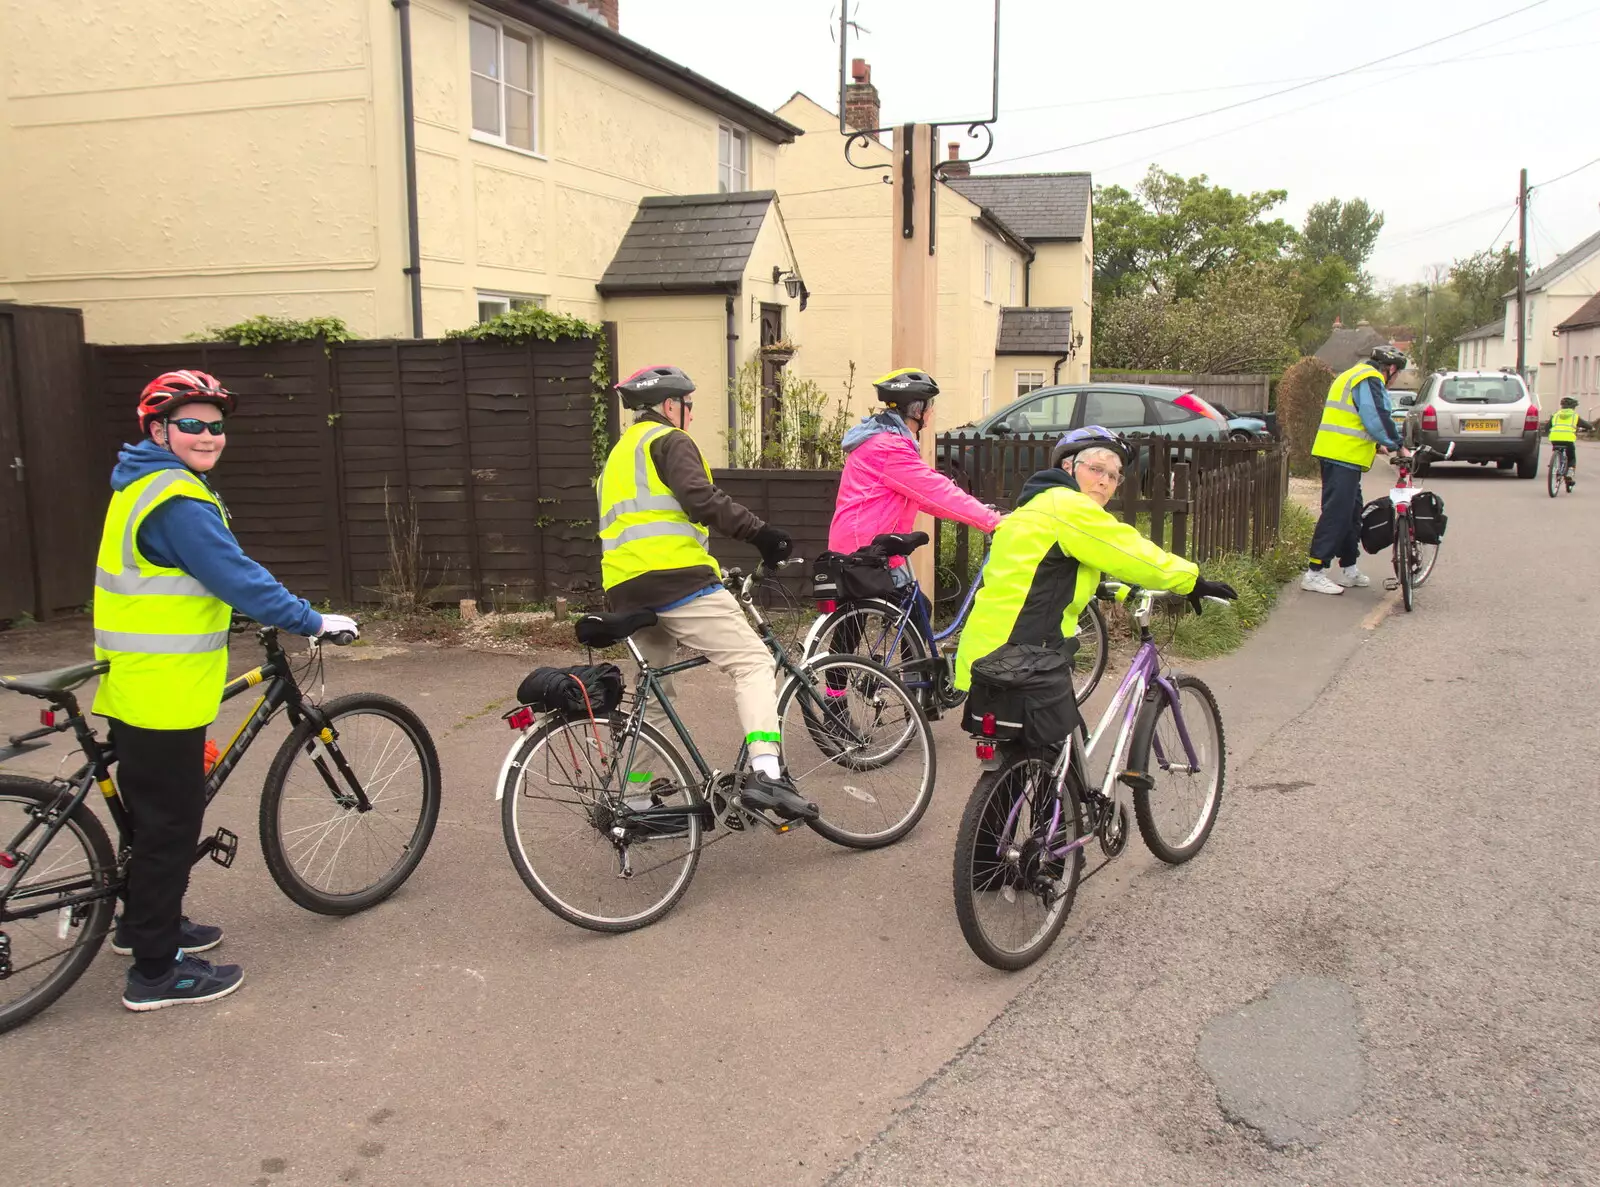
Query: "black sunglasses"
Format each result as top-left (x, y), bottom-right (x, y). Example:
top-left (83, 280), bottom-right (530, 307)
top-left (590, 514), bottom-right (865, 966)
top-left (167, 417), bottom-right (228, 437)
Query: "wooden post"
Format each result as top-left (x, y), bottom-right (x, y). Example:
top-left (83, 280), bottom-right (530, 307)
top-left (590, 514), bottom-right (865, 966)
top-left (892, 122), bottom-right (939, 594)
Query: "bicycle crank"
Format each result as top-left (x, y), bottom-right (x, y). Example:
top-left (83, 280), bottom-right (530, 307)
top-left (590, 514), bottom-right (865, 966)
top-left (1098, 801), bottom-right (1130, 858)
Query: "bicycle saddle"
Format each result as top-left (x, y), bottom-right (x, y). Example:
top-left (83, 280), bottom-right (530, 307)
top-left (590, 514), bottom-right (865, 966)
top-left (868, 531), bottom-right (929, 558)
top-left (0, 660), bottom-right (109, 700)
top-left (574, 608), bottom-right (659, 649)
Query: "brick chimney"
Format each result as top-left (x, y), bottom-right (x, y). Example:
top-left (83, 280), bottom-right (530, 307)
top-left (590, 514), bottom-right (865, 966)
top-left (845, 58), bottom-right (881, 142)
top-left (557, 0), bottom-right (619, 31)
top-left (942, 141), bottom-right (970, 179)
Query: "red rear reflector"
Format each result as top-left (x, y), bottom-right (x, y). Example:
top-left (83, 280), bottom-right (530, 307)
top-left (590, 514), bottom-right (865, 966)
top-left (975, 742), bottom-right (995, 761)
top-left (1524, 406), bottom-right (1540, 431)
top-left (981, 712), bottom-right (996, 737)
top-left (1420, 405), bottom-right (1437, 431)
top-left (0, 851), bottom-right (16, 869)
top-left (39, 709), bottom-right (56, 728)
top-left (508, 707), bottom-right (535, 731)
top-left (816, 600), bottom-right (836, 613)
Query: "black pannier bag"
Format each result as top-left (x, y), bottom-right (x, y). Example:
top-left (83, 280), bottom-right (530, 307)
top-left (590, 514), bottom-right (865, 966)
top-left (516, 664), bottom-right (625, 716)
top-left (1358, 496), bottom-right (1396, 555)
top-left (812, 548), bottom-right (897, 603)
top-left (1410, 490), bottom-right (1447, 544)
top-left (961, 641), bottom-right (1083, 749)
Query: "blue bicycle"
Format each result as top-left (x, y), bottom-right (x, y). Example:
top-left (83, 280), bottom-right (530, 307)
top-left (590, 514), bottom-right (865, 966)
top-left (800, 532), bottom-right (1110, 719)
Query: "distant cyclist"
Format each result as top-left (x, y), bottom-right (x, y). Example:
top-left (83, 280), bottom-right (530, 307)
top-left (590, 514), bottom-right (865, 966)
top-left (955, 427), bottom-right (1236, 692)
top-left (1545, 396), bottom-right (1591, 489)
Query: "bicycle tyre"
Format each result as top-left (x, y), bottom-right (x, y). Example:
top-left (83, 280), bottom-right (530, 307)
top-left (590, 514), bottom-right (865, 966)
top-left (501, 715), bottom-right (701, 932)
top-left (952, 752), bottom-right (1081, 971)
top-left (1127, 674), bottom-right (1225, 864)
top-left (781, 654), bottom-right (936, 849)
top-left (259, 693), bottom-right (441, 916)
top-left (0, 776), bottom-right (117, 1034)
top-left (1548, 453), bottom-right (1562, 498)
top-left (1396, 524), bottom-right (1414, 612)
top-left (1074, 601), bottom-right (1110, 706)
top-left (1412, 532), bottom-right (1441, 587)
top-left (806, 599), bottom-right (934, 699)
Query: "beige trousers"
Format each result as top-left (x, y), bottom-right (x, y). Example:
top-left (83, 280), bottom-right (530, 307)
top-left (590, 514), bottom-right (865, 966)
top-left (631, 588), bottom-right (781, 758)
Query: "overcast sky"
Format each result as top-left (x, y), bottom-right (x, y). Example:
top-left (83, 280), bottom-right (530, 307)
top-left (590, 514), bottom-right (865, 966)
top-left (625, 0), bottom-right (1600, 289)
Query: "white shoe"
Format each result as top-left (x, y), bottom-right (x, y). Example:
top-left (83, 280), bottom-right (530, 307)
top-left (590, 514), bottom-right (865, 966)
top-left (1301, 569), bottom-right (1344, 596)
top-left (1333, 565), bottom-right (1370, 588)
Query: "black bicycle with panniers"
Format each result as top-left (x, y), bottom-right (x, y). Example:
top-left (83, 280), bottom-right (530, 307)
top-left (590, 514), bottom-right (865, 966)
top-left (0, 618), bottom-right (441, 1032)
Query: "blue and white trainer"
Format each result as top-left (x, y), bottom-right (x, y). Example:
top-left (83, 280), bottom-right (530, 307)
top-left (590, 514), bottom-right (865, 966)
top-left (122, 953), bottom-right (244, 1012)
top-left (111, 915), bottom-right (223, 956)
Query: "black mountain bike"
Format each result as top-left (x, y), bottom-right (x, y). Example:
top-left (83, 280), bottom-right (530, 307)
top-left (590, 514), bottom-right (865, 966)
top-left (0, 620), bottom-right (441, 1032)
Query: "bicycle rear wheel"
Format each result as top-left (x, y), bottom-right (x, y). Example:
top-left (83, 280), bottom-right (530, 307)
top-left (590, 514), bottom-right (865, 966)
top-left (1073, 601), bottom-right (1110, 705)
top-left (952, 752), bottom-right (1081, 970)
top-left (259, 693), bottom-right (441, 915)
top-left (782, 654), bottom-right (935, 849)
top-left (1129, 674), bottom-right (1225, 864)
top-left (0, 776), bottom-right (117, 1034)
top-left (807, 600), bottom-right (933, 701)
top-left (502, 715), bottom-right (701, 932)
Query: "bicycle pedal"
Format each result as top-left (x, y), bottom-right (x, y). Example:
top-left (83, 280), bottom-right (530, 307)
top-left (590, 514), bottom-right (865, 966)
top-left (733, 798), bottom-right (803, 834)
top-left (1383, 577), bottom-right (1399, 591)
top-left (197, 827), bottom-right (239, 869)
top-left (1117, 770), bottom-right (1154, 793)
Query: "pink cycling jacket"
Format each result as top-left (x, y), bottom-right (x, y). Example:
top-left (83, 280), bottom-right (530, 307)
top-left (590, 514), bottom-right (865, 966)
top-left (828, 414), bottom-right (1002, 565)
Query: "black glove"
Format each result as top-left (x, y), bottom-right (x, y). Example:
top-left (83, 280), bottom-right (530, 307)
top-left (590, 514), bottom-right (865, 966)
top-left (1188, 578), bottom-right (1238, 615)
top-left (751, 525), bottom-right (793, 568)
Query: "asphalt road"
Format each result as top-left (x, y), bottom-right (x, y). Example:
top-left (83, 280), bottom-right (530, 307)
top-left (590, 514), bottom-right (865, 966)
top-left (1, 446), bottom-right (1594, 1185)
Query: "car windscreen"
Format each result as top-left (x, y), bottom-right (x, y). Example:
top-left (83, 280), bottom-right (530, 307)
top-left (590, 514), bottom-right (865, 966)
top-left (1438, 376), bottom-right (1523, 405)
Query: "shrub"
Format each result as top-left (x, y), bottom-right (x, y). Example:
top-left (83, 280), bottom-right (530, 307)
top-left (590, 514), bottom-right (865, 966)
top-left (200, 315), bottom-right (357, 345)
top-left (1276, 356), bottom-right (1335, 477)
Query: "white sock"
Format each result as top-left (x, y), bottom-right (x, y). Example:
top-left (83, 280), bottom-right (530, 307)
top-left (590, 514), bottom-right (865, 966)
top-left (751, 754), bottom-right (781, 779)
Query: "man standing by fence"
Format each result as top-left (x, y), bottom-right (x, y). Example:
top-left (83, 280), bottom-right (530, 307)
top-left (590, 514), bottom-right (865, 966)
top-left (1302, 346), bottom-right (1407, 596)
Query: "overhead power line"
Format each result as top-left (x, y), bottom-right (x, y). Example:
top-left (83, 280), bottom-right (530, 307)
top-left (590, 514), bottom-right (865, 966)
top-left (1532, 154), bottom-right (1600, 191)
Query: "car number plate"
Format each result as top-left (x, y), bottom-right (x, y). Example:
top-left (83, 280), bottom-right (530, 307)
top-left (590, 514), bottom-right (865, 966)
top-left (1461, 419), bottom-right (1500, 432)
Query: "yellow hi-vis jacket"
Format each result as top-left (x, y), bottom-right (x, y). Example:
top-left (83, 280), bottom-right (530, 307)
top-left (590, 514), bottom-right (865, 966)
top-left (1312, 363), bottom-right (1386, 471)
top-left (597, 420), bottom-right (720, 590)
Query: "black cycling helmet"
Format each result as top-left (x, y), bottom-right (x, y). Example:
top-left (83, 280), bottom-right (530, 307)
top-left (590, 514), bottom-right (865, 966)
top-left (1369, 345), bottom-right (1407, 370)
top-left (1561, 396), bottom-right (1580, 409)
top-left (1051, 425), bottom-right (1136, 469)
top-left (873, 368), bottom-right (940, 407)
top-left (617, 364), bottom-right (696, 410)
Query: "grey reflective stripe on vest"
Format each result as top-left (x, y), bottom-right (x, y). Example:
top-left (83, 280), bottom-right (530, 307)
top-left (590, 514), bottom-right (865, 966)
top-left (94, 629), bottom-right (231, 654)
top-left (94, 566), bottom-right (210, 597)
top-left (598, 424), bottom-right (687, 532)
top-left (1315, 421), bottom-right (1369, 439)
top-left (600, 521), bottom-right (711, 552)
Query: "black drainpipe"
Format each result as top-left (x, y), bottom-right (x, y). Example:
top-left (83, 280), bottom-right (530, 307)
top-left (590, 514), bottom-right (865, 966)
top-left (394, 0), bottom-right (423, 338)
top-left (725, 295), bottom-right (739, 444)
top-left (1024, 256), bottom-right (1032, 306)
top-left (1053, 352), bottom-right (1070, 383)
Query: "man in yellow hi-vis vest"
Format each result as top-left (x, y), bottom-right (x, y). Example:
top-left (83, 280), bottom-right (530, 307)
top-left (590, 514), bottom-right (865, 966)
top-left (1303, 346), bottom-right (1407, 596)
top-left (100, 371), bottom-right (359, 1012)
top-left (598, 365), bottom-right (815, 822)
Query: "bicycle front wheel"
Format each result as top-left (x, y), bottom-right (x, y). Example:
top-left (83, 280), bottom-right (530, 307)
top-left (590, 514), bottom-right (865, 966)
top-left (1129, 674), bottom-right (1225, 864)
top-left (1396, 526), bottom-right (1415, 612)
top-left (259, 693), bottom-right (441, 916)
top-left (0, 776), bottom-right (116, 1034)
top-left (1412, 532), bottom-right (1441, 587)
top-left (502, 715), bottom-right (701, 932)
top-left (1073, 601), bottom-right (1110, 705)
top-left (953, 752), bottom-right (1081, 970)
top-left (780, 654), bottom-right (935, 849)
top-left (1548, 454), bottom-right (1562, 498)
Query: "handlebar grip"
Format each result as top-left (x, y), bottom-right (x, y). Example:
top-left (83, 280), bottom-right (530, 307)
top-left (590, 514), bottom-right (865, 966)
top-left (322, 631), bottom-right (356, 647)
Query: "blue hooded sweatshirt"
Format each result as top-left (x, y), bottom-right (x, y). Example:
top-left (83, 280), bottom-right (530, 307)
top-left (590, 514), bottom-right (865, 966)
top-left (110, 440), bottom-right (323, 637)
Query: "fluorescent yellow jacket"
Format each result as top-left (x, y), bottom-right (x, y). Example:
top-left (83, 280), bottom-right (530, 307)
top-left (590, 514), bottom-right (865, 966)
top-left (1313, 363), bottom-right (1385, 471)
top-left (92, 469), bottom-right (232, 729)
top-left (954, 469), bottom-right (1199, 690)
top-left (597, 419), bottom-right (720, 591)
top-left (1550, 408), bottom-right (1580, 444)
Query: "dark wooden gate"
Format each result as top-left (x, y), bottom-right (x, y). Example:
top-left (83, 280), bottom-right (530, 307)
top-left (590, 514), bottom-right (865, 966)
top-left (759, 303), bottom-right (786, 454)
top-left (0, 317), bottom-right (35, 621)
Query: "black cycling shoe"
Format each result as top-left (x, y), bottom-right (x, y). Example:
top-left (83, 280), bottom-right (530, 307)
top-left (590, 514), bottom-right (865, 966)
top-left (739, 771), bottom-right (819, 821)
top-left (111, 915), bottom-right (222, 956)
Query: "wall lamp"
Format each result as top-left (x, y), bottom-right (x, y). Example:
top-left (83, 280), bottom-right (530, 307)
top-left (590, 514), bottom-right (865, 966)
top-left (772, 267), bottom-right (804, 299)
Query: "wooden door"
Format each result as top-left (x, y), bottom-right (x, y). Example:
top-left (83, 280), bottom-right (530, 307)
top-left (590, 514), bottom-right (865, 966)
top-left (0, 315), bottom-right (38, 620)
top-left (759, 303), bottom-right (785, 458)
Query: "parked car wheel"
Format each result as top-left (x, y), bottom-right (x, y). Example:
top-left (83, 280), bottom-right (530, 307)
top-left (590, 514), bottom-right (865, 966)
top-left (1516, 450), bottom-right (1538, 480)
top-left (1228, 429), bottom-right (1254, 442)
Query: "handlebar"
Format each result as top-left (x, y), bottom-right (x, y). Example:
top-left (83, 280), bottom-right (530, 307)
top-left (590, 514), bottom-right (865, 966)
top-left (229, 612), bottom-right (356, 646)
top-left (1389, 442), bottom-right (1454, 466)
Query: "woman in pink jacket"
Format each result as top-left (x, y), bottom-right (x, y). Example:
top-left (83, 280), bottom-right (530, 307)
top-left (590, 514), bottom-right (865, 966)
top-left (829, 368), bottom-right (1002, 575)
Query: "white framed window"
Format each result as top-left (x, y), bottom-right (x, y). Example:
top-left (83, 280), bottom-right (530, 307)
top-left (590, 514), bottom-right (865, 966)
top-left (983, 242), bottom-right (994, 302)
top-left (1008, 259), bottom-right (1018, 305)
top-left (471, 12), bottom-right (538, 153)
top-left (477, 292), bottom-right (545, 322)
top-left (1015, 370), bottom-right (1045, 398)
top-left (981, 369), bottom-right (992, 414)
top-left (718, 124), bottom-right (748, 193)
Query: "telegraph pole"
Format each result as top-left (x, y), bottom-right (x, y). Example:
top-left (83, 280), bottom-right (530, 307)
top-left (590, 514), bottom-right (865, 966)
top-left (1516, 167), bottom-right (1528, 378)
top-left (891, 123), bottom-right (940, 593)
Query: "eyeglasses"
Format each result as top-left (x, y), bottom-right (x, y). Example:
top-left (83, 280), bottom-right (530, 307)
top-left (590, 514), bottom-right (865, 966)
top-left (1076, 461), bottom-right (1123, 487)
top-left (168, 417), bottom-right (227, 437)
top-left (674, 399), bottom-right (694, 412)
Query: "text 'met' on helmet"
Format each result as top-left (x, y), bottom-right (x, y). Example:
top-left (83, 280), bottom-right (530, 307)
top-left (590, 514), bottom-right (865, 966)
top-left (616, 365), bottom-right (696, 410)
top-left (1369, 345), bottom-right (1407, 370)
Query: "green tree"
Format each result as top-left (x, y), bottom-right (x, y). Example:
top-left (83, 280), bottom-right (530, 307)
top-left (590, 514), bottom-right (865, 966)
top-left (1093, 167), bottom-right (1296, 300)
top-left (1094, 261), bottom-right (1299, 374)
top-left (1447, 245), bottom-right (1517, 327)
top-left (1299, 198), bottom-right (1385, 277)
top-left (1287, 198), bottom-right (1386, 352)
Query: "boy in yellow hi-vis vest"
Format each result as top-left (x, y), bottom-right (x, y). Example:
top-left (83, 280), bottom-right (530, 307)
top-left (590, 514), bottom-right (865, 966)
top-left (100, 371), bottom-right (358, 1012)
top-left (1303, 346), bottom-right (1408, 596)
top-left (1545, 396), bottom-right (1591, 491)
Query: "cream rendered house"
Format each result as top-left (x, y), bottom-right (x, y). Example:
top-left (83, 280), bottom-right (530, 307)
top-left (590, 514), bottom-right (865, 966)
top-left (0, 0), bottom-right (804, 462)
top-left (773, 90), bottom-right (1092, 430)
top-left (1472, 228), bottom-right (1600, 402)
top-left (1554, 292), bottom-right (1600, 409)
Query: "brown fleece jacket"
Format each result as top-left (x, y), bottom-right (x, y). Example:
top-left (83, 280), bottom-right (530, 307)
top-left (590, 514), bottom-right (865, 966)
top-left (605, 410), bottom-right (766, 612)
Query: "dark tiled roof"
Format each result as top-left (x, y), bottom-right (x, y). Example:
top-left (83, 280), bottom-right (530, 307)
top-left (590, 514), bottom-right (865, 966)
top-left (1314, 324), bottom-right (1387, 371)
top-left (1556, 291), bottom-right (1600, 332)
top-left (996, 306), bottom-right (1074, 354)
top-left (1455, 319), bottom-right (1504, 342)
top-left (944, 173), bottom-right (1092, 242)
top-left (1510, 226), bottom-right (1600, 295)
top-left (597, 192), bottom-right (774, 295)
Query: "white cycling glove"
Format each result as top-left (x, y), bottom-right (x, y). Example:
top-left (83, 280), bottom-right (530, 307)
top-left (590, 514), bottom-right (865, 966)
top-left (316, 613), bottom-right (361, 641)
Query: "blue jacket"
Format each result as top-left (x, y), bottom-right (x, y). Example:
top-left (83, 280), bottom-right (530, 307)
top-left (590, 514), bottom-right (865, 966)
top-left (110, 440), bottom-right (324, 636)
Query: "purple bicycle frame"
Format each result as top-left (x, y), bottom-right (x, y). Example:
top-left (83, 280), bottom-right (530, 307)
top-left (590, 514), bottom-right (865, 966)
top-left (995, 635), bottom-right (1202, 863)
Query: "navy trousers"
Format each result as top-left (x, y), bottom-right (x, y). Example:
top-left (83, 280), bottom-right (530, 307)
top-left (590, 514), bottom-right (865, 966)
top-left (1308, 459), bottom-right (1364, 571)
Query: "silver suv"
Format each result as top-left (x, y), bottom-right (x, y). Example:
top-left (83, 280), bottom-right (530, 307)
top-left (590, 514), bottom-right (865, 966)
top-left (1402, 370), bottom-right (1539, 478)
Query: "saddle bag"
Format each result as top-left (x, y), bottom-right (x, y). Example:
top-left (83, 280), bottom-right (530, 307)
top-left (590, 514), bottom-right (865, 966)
top-left (1409, 490), bottom-right (1447, 545)
top-left (1358, 496), bottom-right (1396, 555)
top-left (961, 641), bottom-right (1082, 749)
top-left (812, 548), bottom-right (897, 603)
top-left (516, 663), bottom-right (625, 717)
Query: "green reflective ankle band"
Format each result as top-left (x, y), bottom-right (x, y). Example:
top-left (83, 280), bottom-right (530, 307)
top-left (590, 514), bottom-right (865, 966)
top-left (627, 771), bottom-right (653, 783)
top-left (745, 730), bottom-right (782, 743)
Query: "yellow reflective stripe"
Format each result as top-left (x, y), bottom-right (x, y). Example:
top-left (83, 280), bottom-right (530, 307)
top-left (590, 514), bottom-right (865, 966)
top-left (94, 629), bottom-right (230, 654)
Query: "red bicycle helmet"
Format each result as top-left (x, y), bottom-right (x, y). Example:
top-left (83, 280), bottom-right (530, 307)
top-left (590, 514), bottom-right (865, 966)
top-left (137, 370), bottom-right (235, 435)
